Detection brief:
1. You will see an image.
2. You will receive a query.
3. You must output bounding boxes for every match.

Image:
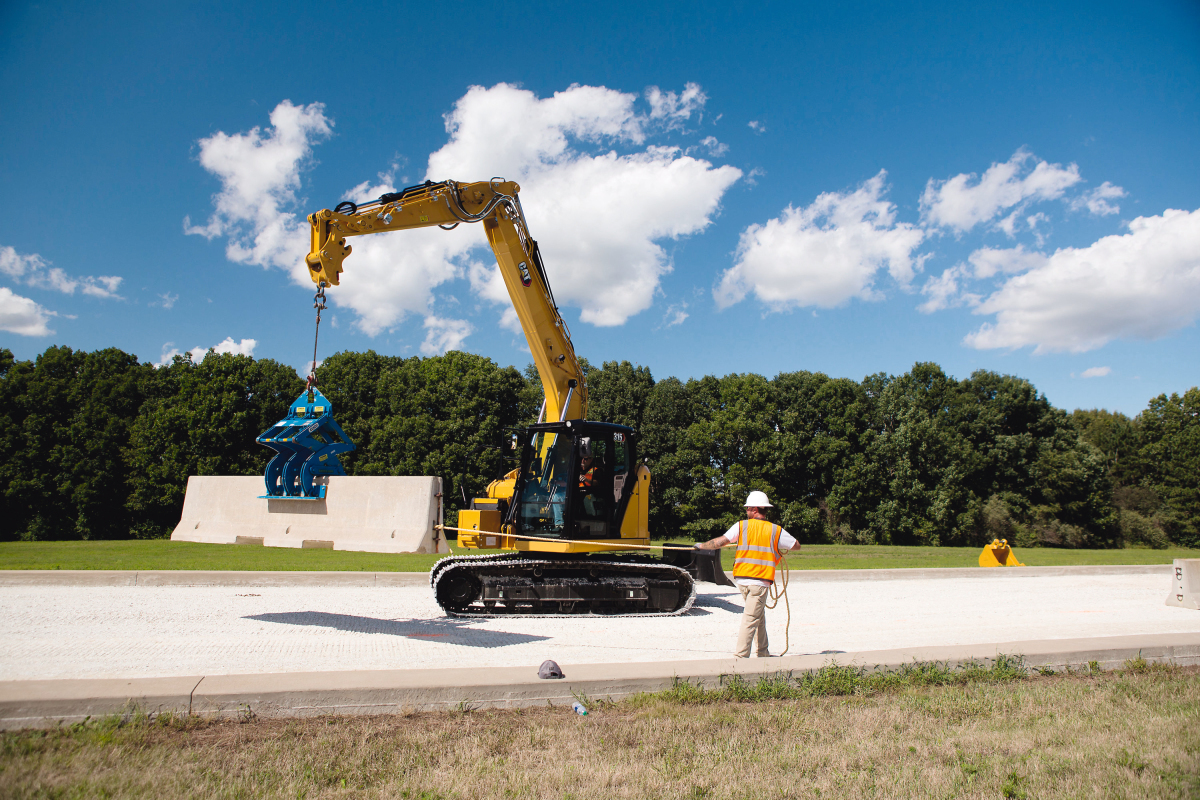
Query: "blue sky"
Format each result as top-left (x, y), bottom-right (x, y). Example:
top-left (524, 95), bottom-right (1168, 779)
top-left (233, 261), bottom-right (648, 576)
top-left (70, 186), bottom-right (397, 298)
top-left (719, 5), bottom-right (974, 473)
top-left (1, 0), bottom-right (1197, 414)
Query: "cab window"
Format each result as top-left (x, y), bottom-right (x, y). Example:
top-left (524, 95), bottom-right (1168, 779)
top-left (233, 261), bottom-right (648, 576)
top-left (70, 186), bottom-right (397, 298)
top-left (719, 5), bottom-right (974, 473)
top-left (517, 430), bottom-right (572, 535)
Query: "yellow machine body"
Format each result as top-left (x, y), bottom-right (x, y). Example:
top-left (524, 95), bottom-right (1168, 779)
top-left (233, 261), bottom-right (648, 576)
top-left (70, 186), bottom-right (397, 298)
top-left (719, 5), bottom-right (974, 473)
top-left (979, 538), bottom-right (1025, 567)
top-left (455, 462), bottom-right (651, 554)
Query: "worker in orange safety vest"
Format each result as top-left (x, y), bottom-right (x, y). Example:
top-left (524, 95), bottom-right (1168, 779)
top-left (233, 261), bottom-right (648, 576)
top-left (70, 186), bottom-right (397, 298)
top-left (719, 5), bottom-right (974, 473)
top-left (695, 491), bottom-right (798, 658)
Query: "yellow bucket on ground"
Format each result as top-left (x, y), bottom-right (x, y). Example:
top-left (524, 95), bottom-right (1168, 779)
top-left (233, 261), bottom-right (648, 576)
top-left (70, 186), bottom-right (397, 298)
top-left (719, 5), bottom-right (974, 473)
top-left (979, 538), bottom-right (1025, 567)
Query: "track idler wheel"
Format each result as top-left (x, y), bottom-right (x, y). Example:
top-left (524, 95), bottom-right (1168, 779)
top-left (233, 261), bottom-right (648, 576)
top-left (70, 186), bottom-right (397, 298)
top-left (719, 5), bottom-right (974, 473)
top-left (436, 571), bottom-right (481, 613)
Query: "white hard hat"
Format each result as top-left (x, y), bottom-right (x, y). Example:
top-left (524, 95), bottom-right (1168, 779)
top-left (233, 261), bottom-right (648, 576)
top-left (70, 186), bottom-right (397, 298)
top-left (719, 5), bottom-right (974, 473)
top-left (744, 490), bottom-right (773, 508)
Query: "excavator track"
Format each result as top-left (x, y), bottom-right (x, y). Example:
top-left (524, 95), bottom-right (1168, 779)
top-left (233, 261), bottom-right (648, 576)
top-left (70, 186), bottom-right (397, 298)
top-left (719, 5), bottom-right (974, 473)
top-left (430, 553), bottom-right (696, 617)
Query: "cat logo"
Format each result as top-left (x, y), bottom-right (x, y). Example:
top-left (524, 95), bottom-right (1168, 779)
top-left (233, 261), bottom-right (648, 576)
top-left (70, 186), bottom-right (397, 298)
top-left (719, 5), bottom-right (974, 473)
top-left (518, 261), bottom-right (532, 287)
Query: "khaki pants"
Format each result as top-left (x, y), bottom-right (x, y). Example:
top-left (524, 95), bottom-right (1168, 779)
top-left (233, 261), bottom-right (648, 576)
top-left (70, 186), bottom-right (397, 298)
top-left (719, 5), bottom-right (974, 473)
top-left (736, 583), bottom-right (770, 658)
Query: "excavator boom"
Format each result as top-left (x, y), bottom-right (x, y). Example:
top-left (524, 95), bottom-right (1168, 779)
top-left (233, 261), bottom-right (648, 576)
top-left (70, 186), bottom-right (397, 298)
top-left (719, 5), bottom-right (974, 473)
top-left (306, 180), bottom-right (585, 424)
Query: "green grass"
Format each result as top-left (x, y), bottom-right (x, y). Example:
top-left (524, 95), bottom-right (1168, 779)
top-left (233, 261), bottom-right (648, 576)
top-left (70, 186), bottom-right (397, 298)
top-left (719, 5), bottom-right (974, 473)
top-left (1, 538), bottom-right (1195, 572)
top-left (2, 662), bottom-right (1196, 799)
top-left (0, 539), bottom-right (468, 572)
top-left (766, 542), bottom-right (1200, 571)
top-left (626, 653), bottom-right (1034, 706)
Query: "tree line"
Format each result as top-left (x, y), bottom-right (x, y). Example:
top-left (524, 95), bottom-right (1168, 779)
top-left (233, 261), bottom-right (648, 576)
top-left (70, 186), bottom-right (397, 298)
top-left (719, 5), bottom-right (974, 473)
top-left (0, 345), bottom-right (1196, 548)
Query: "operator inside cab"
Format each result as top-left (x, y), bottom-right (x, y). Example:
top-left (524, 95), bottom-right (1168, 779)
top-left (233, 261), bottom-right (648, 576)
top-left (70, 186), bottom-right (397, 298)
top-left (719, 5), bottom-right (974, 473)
top-left (578, 452), bottom-right (595, 489)
top-left (577, 438), bottom-right (598, 517)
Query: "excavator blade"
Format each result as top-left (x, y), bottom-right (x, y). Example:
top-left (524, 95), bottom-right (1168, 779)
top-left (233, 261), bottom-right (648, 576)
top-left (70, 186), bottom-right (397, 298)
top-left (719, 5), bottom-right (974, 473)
top-left (662, 544), bottom-right (736, 587)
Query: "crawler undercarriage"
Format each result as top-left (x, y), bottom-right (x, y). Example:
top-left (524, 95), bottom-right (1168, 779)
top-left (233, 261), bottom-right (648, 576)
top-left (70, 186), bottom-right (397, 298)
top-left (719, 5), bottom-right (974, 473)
top-left (431, 550), bottom-right (729, 617)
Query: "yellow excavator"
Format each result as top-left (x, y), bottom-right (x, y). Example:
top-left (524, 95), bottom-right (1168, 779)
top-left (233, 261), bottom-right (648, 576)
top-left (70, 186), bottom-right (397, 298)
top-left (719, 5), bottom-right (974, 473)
top-left (305, 179), bottom-right (730, 616)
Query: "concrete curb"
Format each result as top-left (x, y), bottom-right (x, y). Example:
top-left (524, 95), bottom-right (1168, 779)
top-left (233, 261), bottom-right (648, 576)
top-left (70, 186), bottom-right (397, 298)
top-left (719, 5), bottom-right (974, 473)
top-left (0, 570), bottom-right (430, 587)
top-left (2, 632), bottom-right (1197, 728)
top-left (0, 564), bottom-right (1171, 587)
top-left (787, 564), bottom-right (1172, 581)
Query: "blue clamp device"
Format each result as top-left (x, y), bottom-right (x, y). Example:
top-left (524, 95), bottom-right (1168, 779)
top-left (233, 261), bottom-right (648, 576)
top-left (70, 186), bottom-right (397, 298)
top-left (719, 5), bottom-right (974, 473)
top-left (257, 387), bottom-right (356, 499)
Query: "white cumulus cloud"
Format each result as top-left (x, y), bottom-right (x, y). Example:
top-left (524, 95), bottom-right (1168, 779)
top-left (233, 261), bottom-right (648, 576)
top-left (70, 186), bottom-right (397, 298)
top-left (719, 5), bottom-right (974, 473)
top-left (189, 87), bottom-right (738, 339)
top-left (0, 287), bottom-right (55, 336)
top-left (697, 136), bottom-right (728, 157)
top-left (964, 207), bottom-right (1200, 353)
top-left (185, 104), bottom-right (464, 337)
top-left (185, 100), bottom-right (332, 279)
top-left (420, 315), bottom-right (472, 355)
top-left (427, 82), bottom-right (742, 326)
top-left (468, 260), bottom-right (523, 333)
top-left (321, 177), bottom-right (474, 336)
top-left (917, 265), bottom-right (975, 314)
top-left (1070, 181), bottom-right (1127, 216)
top-left (921, 149), bottom-right (1082, 234)
top-left (919, 245), bottom-right (1048, 313)
top-left (661, 302), bottom-right (689, 328)
top-left (1080, 366), bottom-right (1111, 378)
top-left (0, 245), bottom-right (123, 298)
top-left (967, 244), bottom-right (1049, 278)
top-left (716, 171), bottom-right (926, 310)
top-left (158, 336), bottom-right (259, 366)
top-left (646, 83), bottom-right (707, 124)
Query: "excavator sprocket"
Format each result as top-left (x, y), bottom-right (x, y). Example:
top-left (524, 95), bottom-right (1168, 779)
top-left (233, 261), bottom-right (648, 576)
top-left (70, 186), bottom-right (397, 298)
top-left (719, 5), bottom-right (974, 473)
top-left (430, 553), bottom-right (696, 617)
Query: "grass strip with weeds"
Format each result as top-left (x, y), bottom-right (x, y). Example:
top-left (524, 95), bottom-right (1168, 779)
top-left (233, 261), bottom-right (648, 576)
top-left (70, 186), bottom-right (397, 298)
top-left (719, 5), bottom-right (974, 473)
top-left (2, 657), bottom-right (1197, 799)
top-left (630, 653), bottom-right (1031, 707)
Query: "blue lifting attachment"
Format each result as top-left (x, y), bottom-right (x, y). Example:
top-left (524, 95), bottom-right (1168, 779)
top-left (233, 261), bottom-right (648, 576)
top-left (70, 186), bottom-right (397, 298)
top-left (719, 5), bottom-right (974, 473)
top-left (257, 386), bottom-right (356, 499)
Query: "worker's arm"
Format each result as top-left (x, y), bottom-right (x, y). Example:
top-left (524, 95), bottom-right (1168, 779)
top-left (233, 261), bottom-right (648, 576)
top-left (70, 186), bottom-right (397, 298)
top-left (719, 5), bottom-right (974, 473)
top-left (696, 524), bottom-right (739, 550)
top-left (779, 530), bottom-right (799, 553)
top-left (695, 536), bottom-right (729, 550)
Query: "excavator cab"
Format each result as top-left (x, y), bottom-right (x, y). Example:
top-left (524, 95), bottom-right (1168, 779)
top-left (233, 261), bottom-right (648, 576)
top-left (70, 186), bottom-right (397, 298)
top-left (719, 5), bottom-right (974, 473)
top-left (511, 421), bottom-right (638, 541)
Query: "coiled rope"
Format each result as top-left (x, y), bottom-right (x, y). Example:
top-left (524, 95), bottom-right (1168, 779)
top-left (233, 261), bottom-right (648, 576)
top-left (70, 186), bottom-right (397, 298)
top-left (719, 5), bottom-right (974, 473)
top-left (762, 551), bottom-right (792, 656)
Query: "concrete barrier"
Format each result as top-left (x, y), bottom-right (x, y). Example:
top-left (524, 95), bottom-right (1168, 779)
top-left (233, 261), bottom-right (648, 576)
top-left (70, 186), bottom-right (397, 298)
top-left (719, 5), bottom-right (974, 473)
top-left (1166, 559), bottom-right (1200, 610)
top-left (171, 476), bottom-right (448, 554)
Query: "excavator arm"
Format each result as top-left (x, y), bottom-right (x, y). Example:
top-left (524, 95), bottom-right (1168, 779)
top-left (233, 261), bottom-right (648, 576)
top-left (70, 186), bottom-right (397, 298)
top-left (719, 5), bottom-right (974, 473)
top-left (305, 179), bottom-right (586, 423)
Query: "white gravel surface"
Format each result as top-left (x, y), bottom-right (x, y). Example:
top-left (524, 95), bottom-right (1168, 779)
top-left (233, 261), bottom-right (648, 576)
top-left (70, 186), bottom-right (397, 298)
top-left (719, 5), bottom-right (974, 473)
top-left (2, 574), bottom-right (1196, 680)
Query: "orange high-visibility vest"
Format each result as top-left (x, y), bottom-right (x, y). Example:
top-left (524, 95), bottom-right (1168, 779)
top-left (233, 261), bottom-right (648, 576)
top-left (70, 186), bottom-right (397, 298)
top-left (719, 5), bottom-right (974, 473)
top-left (732, 519), bottom-right (783, 582)
top-left (578, 466), bottom-right (595, 490)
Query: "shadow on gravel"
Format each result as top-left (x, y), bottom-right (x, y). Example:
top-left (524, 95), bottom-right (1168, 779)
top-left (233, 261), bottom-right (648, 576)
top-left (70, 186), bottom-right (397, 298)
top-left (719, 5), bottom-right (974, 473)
top-left (245, 612), bottom-right (551, 647)
top-left (693, 595), bottom-right (744, 613)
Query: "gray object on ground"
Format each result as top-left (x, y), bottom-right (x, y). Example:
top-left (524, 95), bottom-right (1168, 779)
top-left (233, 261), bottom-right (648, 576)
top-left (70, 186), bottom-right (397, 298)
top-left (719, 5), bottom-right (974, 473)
top-left (538, 660), bottom-right (564, 679)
